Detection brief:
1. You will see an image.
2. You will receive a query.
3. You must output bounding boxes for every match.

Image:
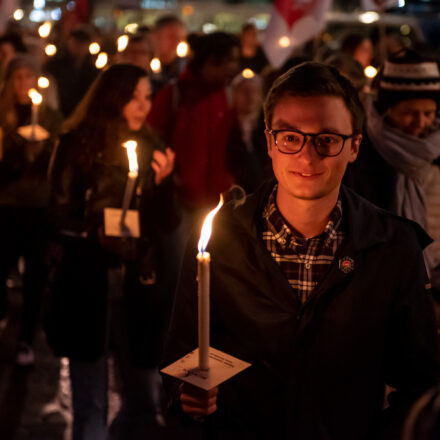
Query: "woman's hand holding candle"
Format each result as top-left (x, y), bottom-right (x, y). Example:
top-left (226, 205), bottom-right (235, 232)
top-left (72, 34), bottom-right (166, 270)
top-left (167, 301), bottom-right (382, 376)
top-left (180, 383), bottom-right (219, 417)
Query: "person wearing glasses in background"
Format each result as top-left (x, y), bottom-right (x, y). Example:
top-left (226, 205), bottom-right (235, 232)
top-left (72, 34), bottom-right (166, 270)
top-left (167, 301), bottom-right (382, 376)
top-left (162, 62), bottom-right (439, 440)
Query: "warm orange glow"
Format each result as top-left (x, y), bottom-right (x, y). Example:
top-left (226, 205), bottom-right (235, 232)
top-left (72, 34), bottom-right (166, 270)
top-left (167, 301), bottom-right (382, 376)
top-left (28, 88), bottom-right (42, 105)
top-left (123, 140), bottom-right (138, 176)
top-left (198, 195), bottom-right (224, 253)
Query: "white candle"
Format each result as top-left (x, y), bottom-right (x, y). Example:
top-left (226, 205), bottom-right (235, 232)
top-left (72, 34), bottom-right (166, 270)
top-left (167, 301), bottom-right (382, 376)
top-left (197, 251), bottom-right (210, 370)
top-left (120, 140), bottom-right (138, 227)
top-left (196, 196), bottom-right (224, 371)
top-left (28, 88), bottom-right (42, 140)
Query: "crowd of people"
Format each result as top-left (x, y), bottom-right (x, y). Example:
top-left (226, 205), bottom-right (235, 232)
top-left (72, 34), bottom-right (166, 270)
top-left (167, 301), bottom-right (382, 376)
top-left (0, 10), bottom-right (439, 440)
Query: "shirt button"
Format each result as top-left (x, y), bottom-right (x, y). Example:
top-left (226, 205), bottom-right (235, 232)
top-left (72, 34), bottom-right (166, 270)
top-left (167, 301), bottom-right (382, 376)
top-left (305, 263), bottom-right (311, 269)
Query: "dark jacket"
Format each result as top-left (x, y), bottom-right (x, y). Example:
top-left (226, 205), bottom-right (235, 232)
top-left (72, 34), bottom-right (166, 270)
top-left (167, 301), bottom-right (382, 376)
top-left (0, 103), bottom-right (62, 208)
top-left (343, 133), bottom-right (398, 212)
top-left (162, 182), bottom-right (440, 439)
top-left (45, 128), bottom-right (179, 365)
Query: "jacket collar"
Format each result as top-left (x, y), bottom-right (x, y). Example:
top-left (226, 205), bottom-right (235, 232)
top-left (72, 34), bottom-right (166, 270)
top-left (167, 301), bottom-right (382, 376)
top-left (225, 180), bottom-right (431, 252)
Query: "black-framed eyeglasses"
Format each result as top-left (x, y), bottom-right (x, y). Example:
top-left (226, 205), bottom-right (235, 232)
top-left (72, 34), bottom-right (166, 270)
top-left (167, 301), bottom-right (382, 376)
top-left (266, 128), bottom-right (356, 157)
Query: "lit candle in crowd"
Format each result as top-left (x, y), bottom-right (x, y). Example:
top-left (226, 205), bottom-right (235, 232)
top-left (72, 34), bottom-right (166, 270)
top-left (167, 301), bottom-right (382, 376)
top-left (197, 196), bottom-right (224, 370)
top-left (28, 88), bottom-right (42, 138)
top-left (45, 44), bottom-right (57, 56)
top-left (176, 41), bottom-right (189, 58)
top-left (38, 21), bottom-right (52, 38)
top-left (89, 42), bottom-right (101, 55)
top-left (95, 52), bottom-right (108, 69)
top-left (117, 35), bottom-right (129, 52)
top-left (120, 140), bottom-right (138, 227)
top-left (150, 58), bottom-right (161, 74)
top-left (38, 76), bottom-right (50, 88)
top-left (242, 68), bottom-right (255, 79)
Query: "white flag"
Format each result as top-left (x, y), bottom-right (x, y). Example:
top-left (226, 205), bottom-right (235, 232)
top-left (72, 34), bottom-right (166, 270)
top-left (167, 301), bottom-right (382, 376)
top-left (262, 0), bottom-right (332, 69)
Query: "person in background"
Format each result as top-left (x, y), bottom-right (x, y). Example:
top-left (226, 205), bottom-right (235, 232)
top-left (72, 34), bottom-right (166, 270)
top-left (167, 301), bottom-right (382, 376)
top-left (226, 71), bottom-right (266, 193)
top-left (46, 64), bottom-right (177, 440)
top-left (344, 50), bottom-right (440, 298)
top-left (118, 34), bottom-right (154, 71)
top-left (239, 22), bottom-right (268, 75)
top-left (45, 27), bottom-right (99, 117)
top-left (0, 32), bottom-right (27, 84)
top-left (324, 52), bottom-right (368, 104)
top-left (0, 54), bottom-right (62, 366)
top-left (340, 32), bottom-right (374, 68)
top-left (151, 14), bottom-right (187, 91)
top-left (149, 31), bottom-right (240, 210)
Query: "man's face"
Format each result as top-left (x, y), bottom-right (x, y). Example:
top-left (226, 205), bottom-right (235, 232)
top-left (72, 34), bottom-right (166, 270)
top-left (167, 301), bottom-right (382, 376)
top-left (156, 23), bottom-right (186, 64)
top-left (386, 98), bottom-right (437, 138)
top-left (266, 95), bottom-right (361, 203)
top-left (203, 46), bottom-right (240, 86)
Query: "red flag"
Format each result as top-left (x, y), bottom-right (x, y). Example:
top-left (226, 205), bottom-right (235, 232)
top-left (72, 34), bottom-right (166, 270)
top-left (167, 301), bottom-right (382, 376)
top-left (262, 0), bottom-right (332, 69)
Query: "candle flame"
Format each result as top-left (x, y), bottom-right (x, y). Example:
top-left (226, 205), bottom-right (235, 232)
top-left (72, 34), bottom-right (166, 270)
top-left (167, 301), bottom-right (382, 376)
top-left (198, 195), bottom-right (224, 254)
top-left (28, 88), bottom-right (42, 105)
top-left (38, 76), bottom-right (50, 88)
top-left (95, 52), bottom-right (108, 69)
top-left (123, 140), bottom-right (138, 176)
top-left (38, 21), bottom-right (52, 38)
top-left (364, 65), bottom-right (378, 79)
top-left (150, 58), bottom-right (161, 73)
top-left (117, 35), bottom-right (129, 52)
top-left (45, 44), bottom-right (57, 56)
top-left (89, 42), bottom-right (101, 55)
top-left (176, 41), bottom-right (189, 57)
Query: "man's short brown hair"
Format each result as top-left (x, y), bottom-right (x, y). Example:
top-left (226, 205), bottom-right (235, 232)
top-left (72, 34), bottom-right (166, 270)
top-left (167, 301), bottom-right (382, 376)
top-left (264, 62), bottom-right (364, 134)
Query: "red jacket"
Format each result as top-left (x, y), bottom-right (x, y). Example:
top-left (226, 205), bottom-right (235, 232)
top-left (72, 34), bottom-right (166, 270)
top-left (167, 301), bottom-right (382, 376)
top-left (148, 68), bottom-right (234, 208)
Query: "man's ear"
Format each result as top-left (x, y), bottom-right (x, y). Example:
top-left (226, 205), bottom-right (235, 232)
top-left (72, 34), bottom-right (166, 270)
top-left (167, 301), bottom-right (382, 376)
top-left (265, 129), bottom-right (273, 157)
top-left (349, 133), bottom-right (362, 163)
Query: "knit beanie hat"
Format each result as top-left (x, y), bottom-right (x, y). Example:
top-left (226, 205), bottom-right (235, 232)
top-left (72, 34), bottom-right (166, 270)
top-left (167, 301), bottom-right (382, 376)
top-left (376, 50), bottom-right (440, 114)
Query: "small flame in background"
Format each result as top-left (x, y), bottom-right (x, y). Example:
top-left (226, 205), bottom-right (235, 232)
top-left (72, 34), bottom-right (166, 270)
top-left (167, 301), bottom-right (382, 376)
top-left (28, 88), bottom-right (42, 105)
top-left (123, 140), bottom-right (138, 176)
top-left (38, 76), bottom-right (50, 88)
top-left (117, 35), bottom-right (129, 52)
top-left (89, 42), bottom-right (101, 55)
top-left (198, 195), bottom-right (224, 254)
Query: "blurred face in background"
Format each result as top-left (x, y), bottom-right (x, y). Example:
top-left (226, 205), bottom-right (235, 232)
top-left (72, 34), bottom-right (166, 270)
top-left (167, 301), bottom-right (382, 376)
top-left (233, 77), bottom-right (263, 117)
top-left (202, 46), bottom-right (240, 87)
top-left (11, 67), bottom-right (37, 104)
top-left (155, 22), bottom-right (186, 65)
top-left (122, 39), bottom-right (153, 70)
top-left (386, 98), bottom-right (437, 138)
top-left (122, 77), bottom-right (152, 131)
top-left (353, 38), bottom-right (373, 68)
top-left (0, 42), bottom-right (15, 69)
top-left (241, 26), bottom-right (259, 51)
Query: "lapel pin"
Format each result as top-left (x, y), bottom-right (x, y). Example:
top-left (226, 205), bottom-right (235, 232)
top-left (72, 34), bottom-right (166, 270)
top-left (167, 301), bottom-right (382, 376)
top-left (339, 256), bottom-right (354, 274)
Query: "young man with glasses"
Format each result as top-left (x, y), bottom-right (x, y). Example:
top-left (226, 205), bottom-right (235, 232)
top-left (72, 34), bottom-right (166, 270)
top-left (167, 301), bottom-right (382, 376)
top-left (163, 62), bottom-right (440, 439)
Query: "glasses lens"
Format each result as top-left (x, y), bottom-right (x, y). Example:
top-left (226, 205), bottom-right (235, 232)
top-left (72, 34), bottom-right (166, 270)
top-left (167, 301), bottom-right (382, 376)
top-left (276, 131), bottom-right (304, 153)
top-left (315, 133), bottom-right (344, 156)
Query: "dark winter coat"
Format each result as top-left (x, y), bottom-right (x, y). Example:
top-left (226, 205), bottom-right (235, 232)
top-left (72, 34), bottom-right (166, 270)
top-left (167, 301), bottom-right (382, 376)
top-left (162, 182), bottom-right (440, 440)
top-left (45, 127), bottom-right (179, 365)
top-left (0, 103), bottom-right (62, 208)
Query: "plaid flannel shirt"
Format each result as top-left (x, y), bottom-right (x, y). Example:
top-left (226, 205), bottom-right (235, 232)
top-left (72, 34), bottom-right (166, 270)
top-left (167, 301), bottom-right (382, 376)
top-left (262, 185), bottom-right (345, 305)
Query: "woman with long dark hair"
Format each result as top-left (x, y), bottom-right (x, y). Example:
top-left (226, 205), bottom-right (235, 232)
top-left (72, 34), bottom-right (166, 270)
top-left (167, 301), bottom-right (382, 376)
top-left (46, 63), bottom-right (177, 439)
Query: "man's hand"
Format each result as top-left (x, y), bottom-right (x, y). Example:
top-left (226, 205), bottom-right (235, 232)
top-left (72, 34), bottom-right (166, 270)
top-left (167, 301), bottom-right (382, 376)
top-left (180, 383), bottom-right (219, 417)
top-left (152, 147), bottom-right (175, 185)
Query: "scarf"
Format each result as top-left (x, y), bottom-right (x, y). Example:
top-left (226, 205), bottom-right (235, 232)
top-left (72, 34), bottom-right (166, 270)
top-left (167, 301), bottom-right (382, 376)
top-left (366, 101), bottom-right (440, 278)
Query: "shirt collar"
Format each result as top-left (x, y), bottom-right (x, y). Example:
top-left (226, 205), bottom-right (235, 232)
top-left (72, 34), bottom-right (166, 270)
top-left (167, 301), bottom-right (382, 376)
top-left (262, 185), bottom-right (343, 249)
